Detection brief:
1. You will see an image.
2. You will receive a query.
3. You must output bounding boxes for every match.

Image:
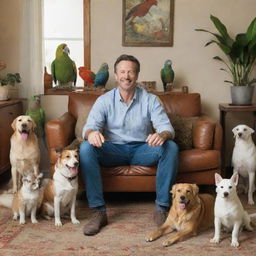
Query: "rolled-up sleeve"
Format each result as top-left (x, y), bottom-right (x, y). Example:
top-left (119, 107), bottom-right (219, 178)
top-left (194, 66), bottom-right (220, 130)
top-left (150, 96), bottom-right (175, 138)
top-left (82, 98), bottom-right (106, 139)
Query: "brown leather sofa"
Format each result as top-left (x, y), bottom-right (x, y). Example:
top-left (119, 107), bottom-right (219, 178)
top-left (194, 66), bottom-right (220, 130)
top-left (45, 91), bottom-right (222, 192)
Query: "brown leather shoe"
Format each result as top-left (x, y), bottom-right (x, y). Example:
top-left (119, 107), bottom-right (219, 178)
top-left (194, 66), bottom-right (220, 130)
top-left (153, 210), bottom-right (167, 227)
top-left (83, 210), bottom-right (108, 236)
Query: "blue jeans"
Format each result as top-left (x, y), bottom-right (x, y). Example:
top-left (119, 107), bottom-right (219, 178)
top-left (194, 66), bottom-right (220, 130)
top-left (79, 141), bottom-right (179, 208)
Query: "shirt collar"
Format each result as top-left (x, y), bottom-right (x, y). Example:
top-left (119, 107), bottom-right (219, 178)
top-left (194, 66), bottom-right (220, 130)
top-left (117, 86), bottom-right (139, 102)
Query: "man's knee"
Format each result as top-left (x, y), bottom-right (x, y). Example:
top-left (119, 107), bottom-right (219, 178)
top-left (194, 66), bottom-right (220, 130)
top-left (164, 140), bottom-right (179, 155)
top-left (80, 141), bottom-right (95, 157)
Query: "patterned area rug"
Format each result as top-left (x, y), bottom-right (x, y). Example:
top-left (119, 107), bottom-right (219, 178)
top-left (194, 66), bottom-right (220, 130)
top-left (0, 193), bottom-right (256, 256)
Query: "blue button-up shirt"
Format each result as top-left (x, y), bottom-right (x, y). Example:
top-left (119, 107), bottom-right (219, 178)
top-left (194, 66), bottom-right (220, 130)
top-left (82, 86), bottom-right (174, 144)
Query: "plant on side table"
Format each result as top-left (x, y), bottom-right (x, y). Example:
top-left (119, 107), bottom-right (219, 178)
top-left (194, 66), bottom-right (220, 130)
top-left (196, 15), bottom-right (256, 105)
top-left (0, 61), bottom-right (21, 101)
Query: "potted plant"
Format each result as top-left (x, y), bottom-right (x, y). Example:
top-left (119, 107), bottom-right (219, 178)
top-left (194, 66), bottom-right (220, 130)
top-left (196, 15), bottom-right (256, 105)
top-left (0, 61), bottom-right (21, 100)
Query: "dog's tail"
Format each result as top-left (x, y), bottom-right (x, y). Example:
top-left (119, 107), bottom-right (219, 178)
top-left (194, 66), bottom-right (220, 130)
top-left (0, 194), bottom-right (13, 208)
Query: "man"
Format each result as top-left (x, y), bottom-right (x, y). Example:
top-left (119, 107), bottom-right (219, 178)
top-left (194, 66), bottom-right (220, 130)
top-left (80, 54), bottom-right (178, 236)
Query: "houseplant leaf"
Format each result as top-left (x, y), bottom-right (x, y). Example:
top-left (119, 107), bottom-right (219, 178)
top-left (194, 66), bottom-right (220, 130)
top-left (246, 17), bottom-right (256, 41)
top-left (210, 15), bottom-right (234, 47)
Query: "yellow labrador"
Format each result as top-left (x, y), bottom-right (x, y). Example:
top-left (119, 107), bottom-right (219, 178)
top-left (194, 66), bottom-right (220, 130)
top-left (145, 183), bottom-right (214, 247)
top-left (10, 115), bottom-right (40, 193)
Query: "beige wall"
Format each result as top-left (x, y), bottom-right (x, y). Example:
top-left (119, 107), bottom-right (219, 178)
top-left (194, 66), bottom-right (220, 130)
top-left (1, 0), bottom-right (256, 166)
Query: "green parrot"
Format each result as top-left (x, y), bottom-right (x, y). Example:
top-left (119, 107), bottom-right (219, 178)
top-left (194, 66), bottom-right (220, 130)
top-left (51, 43), bottom-right (77, 87)
top-left (26, 95), bottom-right (45, 137)
top-left (161, 59), bottom-right (175, 91)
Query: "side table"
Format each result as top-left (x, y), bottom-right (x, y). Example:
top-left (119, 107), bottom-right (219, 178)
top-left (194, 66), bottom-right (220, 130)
top-left (219, 103), bottom-right (256, 177)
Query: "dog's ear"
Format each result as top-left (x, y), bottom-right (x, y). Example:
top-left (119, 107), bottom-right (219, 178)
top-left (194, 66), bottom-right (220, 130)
top-left (232, 126), bottom-right (238, 137)
top-left (248, 126), bottom-right (255, 135)
top-left (11, 117), bottom-right (18, 131)
top-left (170, 184), bottom-right (177, 198)
top-left (231, 172), bottom-right (239, 186)
top-left (191, 184), bottom-right (199, 196)
top-left (55, 147), bottom-right (63, 155)
top-left (215, 173), bottom-right (222, 185)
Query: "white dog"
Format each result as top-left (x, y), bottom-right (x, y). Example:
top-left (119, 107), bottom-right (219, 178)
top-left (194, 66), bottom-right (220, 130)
top-left (232, 124), bottom-right (256, 205)
top-left (210, 172), bottom-right (255, 247)
top-left (40, 149), bottom-right (80, 226)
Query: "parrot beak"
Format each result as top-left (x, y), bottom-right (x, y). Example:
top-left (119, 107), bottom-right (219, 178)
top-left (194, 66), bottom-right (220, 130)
top-left (63, 46), bottom-right (70, 55)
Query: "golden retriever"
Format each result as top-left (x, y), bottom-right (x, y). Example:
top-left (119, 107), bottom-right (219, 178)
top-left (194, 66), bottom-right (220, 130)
top-left (145, 183), bottom-right (214, 247)
top-left (10, 115), bottom-right (40, 193)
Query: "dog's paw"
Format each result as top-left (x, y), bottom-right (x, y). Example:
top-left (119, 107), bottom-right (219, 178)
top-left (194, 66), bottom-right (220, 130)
top-left (210, 237), bottom-right (220, 244)
top-left (55, 220), bottom-right (63, 226)
top-left (162, 240), bottom-right (172, 247)
top-left (31, 219), bottom-right (38, 224)
top-left (71, 218), bottom-right (80, 224)
top-left (231, 239), bottom-right (239, 247)
top-left (19, 220), bottom-right (26, 225)
top-left (145, 235), bottom-right (154, 242)
top-left (248, 199), bottom-right (255, 205)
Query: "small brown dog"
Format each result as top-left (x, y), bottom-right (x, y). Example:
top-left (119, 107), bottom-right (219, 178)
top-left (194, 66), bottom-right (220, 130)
top-left (145, 183), bottom-right (214, 247)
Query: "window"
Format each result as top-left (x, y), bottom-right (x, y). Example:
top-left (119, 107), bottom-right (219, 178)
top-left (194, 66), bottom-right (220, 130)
top-left (43, 0), bottom-right (90, 90)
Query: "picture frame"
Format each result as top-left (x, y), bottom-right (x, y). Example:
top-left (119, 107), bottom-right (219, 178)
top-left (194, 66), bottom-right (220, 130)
top-left (122, 0), bottom-right (174, 47)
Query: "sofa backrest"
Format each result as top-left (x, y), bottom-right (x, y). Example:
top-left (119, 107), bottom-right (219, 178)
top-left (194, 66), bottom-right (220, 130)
top-left (68, 91), bottom-right (201, 119)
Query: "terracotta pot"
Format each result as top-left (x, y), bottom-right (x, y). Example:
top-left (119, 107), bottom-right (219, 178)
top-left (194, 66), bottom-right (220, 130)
top-left (0, 85), bottom-right (9, 101)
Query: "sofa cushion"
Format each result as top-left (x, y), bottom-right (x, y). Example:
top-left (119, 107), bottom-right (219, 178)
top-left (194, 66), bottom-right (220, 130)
top-left (75, 108), bottom-right (91, 140)
top-left (169, 114), bottom-right (199, 150)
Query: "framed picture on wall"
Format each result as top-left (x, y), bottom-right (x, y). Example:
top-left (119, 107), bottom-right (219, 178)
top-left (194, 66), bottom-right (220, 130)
top-left (122, 0), bottom-right (174, 47)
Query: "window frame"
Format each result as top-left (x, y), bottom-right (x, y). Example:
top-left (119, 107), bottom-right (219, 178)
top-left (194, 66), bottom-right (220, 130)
top-left (44, 0), bottom-right (91, 95)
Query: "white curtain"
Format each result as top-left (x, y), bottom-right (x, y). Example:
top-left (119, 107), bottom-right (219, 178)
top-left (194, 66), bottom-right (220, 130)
top-left (19, 0), bottom-right (43, 98)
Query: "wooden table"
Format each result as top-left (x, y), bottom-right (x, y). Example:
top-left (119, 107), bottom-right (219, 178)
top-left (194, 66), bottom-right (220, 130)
top-left (219, 103), bottom-right (256, 176)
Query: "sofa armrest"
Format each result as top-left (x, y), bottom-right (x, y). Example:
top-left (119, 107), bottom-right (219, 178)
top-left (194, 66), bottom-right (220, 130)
top-left (45, 112), bottom-right (76, 163)
top-left (192, 115), bottom-right (222, 151)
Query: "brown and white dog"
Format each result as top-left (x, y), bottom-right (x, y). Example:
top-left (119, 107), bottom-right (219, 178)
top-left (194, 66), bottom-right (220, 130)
top-left (10, 115), bottom-right (40, 193)
top-left (40, 149), bottom-right (80, 226)
top-left (145, 183), bottom-right (214, 247)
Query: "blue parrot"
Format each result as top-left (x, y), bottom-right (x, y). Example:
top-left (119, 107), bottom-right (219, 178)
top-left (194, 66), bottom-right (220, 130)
top-left (94, 63), bottom-right (109, 87)
top-left (161, 59), bottom-right (175, 91)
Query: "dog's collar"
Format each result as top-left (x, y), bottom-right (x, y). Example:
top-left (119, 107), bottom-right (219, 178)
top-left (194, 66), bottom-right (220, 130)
top-left (61, 173), bottom-right (78, 182)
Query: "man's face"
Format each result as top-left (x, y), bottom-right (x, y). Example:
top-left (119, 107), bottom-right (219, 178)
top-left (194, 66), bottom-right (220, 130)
top-left (115, 60), bottom-right (138, 91)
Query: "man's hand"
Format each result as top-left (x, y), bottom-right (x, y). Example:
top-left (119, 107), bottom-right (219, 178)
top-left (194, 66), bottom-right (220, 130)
top-left (87, 130), bottom-right (105, 147)
top-left (146, 133), bottom-right (165, 147)
top-left (146, 131), bottom-right (173, 147)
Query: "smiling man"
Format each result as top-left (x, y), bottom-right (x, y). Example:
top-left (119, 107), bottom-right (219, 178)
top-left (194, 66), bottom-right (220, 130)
top-left (80, 54), bottom-right (179, 236)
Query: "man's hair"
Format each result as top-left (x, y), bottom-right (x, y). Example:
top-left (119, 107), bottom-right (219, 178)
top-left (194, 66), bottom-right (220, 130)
top-left (114, 54), bottom-right (140, 74)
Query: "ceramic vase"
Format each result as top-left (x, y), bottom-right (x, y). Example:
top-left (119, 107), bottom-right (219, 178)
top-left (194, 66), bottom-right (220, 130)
top-left (230, 85), bottom-right (254, 105)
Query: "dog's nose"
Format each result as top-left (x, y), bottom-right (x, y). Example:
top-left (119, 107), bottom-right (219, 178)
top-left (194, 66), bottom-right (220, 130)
top-left (224, 192), bottom-right (229, 197)
top-left (238, 132), bottom-right (242, 137)
top-left (21, 123), bottom-right (27, 128)
top-left (180, 196), bottom-right (185, 201)
top-left (74, 162), bottom-right (79, 167)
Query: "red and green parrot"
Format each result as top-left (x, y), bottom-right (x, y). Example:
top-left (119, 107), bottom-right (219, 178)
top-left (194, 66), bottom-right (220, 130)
top-left (51, 43), bottom-right (77, 87)
top-left (78, 67), bottom-right (95, 85)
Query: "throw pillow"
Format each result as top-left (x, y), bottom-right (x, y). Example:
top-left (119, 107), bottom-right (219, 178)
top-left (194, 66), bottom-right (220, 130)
top-left (168, 114), bottom-right (199, 150)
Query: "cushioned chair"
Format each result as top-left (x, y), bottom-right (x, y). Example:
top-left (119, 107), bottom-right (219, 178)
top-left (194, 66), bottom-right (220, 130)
top-left (45, 91), bottom-right (222, 191)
